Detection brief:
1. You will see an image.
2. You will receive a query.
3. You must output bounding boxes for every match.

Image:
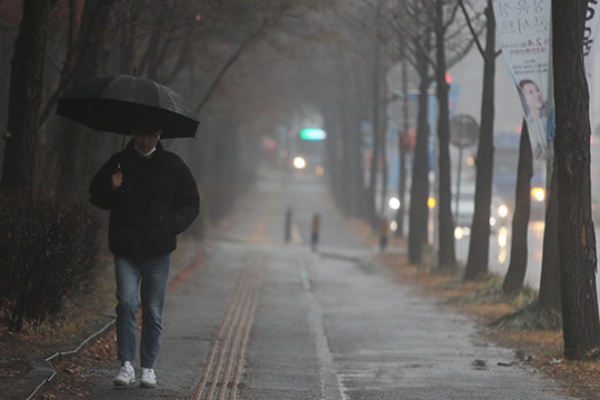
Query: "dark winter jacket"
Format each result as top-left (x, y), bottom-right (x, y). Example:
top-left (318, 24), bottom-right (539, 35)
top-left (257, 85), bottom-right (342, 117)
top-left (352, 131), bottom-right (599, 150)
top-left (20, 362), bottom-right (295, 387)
top-left (90, 141), bottom-right (200, 260)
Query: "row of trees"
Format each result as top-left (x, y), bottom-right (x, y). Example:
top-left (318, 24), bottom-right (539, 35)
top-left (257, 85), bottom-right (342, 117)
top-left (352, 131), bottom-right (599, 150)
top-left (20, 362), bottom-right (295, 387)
top-left (0, 0), bottom-right (337, 329)
top-left (0, 0), bottom-right (356, 216)
top-left (299, 0), bottom-right (599, 361)
top-left (1, 0), bottom-right (598, 360)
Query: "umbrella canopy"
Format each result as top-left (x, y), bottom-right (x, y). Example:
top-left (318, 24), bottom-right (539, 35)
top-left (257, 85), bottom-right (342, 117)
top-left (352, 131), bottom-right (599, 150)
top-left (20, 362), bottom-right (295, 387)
top-left (56, 74), bottom-right (199, 139)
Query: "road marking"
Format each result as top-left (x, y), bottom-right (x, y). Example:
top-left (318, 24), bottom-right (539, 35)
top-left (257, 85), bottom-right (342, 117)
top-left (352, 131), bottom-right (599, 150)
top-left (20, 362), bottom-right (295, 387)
top-left (298, 255), bottom-right (312, 291)
top-left (299, 255), bottom-right (347, 400)
top-left (191, 252), bottom-right (264, 400)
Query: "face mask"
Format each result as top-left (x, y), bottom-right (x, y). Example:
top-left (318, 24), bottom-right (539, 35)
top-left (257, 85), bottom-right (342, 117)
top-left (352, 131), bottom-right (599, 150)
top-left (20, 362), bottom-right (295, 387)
top-left (135, 145), bottom-right (157, 157)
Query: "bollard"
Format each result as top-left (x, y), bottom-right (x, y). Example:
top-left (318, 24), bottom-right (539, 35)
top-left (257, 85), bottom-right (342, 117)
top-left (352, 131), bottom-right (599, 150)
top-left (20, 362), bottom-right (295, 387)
top-left (311, 213), bottom-right (321, 252)
top-left (284, 207), bottom-right (292, 243)
top-left (379, 218), bottom-right (389, 252)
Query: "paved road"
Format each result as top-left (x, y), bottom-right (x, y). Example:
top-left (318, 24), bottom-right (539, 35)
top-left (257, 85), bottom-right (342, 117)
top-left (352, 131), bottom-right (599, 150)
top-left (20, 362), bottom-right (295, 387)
top-left (456, 219), bottom-right (600, 307)
top-left (83, 168), bottom-right (574, 399)
top-left (455, 221), bottom-right (546, 289)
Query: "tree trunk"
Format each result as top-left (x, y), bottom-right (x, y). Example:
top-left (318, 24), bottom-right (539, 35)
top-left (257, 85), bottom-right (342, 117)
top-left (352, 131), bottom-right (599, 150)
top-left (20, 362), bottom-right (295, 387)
top-left (464, 1), bottom-right (496, 280)
top-left (0, 0), bottom-right (51, 192)
top-left (349, 123), bottom-right (366, 218)
top-left (0, 29), bottom-right (16, 178)
top-left (368, 25), bottom-right (382, 229)
top-left (435, 0), bottom-right (456, 268)
top-left (502, 120), bottom-right (532, 294)
top-left (553, 0), bottom-right (600, 360)
top-left (118, 2), bottom-right (136, 75)
top-left (339, 110), bottom-right (352, 215)
top-left (323, 106), bottom-right (343, 209)
top-left (340, 82), bottom-right (365, 219)
top-left (0, 30), bottom-right (16, 138)
top-left (332, 58), bottom-right (360, 217)
top-left (408, 43), bottom-right (431, 264)
top-left (55, 0), bottom-right (114, 197)
top-left (395, 56), bottom-right (410, 237)
top-left (538, 165), bottom-right (561, 311)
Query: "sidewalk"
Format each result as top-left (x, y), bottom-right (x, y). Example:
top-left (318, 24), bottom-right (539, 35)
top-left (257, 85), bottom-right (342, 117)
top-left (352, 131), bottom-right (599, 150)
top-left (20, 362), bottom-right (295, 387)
top-left (13, 167), bottom-right (582, 399)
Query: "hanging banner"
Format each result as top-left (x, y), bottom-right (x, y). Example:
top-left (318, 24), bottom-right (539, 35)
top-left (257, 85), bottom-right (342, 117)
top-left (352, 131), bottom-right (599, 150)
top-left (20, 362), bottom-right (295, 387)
top-left (585, 0), bottom-right (600, 78)
top-left (493, 0), bottom-right (552, 160)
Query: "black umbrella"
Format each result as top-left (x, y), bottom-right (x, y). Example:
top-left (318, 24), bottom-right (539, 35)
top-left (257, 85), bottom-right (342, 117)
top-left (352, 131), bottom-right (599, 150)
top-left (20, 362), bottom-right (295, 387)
top-left (56, 74), bottom-right (199, 139)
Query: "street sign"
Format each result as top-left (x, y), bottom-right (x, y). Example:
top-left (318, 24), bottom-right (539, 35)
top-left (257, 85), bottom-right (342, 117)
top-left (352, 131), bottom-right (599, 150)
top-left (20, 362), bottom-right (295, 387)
top-left (450, 114), bottom-right (479, 148)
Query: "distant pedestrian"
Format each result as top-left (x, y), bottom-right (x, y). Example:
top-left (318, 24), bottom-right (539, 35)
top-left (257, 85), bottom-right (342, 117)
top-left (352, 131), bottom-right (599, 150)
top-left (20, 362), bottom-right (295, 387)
top-left (311, 213), bottom-right (321, 252)
top-left (379, 219), bottom-right (389, 252)
top-left (90, 123), bottom-right (200, 389)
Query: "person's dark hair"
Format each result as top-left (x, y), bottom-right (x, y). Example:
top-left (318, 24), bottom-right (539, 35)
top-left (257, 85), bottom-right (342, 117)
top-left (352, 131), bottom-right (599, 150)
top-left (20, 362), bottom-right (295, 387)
top-left (132, 120), bottom-right (162, 136)
top-left (519, 78), bottom-right (537, 90)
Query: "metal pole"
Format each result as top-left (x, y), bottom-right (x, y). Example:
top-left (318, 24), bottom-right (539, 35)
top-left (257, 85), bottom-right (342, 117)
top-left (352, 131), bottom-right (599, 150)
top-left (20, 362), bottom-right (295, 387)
top-left (284, 207), bottom-right (292, 243)
top-left (454, 146), bottom-right (463, 219)
top-left (379, 218), bottom-right (389, 252)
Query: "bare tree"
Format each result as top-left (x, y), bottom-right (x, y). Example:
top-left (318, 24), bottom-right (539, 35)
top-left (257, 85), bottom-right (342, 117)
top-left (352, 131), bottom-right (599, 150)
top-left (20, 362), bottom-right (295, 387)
top-left (537, 166), bottom-right (561, 311)
top-left (367, 2), bottom-right (389, 229)
top-left (552, 0), bottom-right (600, 360)
top-left (459, 0), bottom-right (499, 280)
top-left (54, 0), bottom-right (119, 197)
top-left (0, 5), bottom-right (19, 172)
top-left (1, 0), bottom-right (51, 192)
top-left (502, 119), bottom-right (533, 293)
top-left (386, 0), bottom-right (433, 264)
top-left (431, 0), bottom-right (458, 268)
top-left (386, 0), bottom-right (473, 265)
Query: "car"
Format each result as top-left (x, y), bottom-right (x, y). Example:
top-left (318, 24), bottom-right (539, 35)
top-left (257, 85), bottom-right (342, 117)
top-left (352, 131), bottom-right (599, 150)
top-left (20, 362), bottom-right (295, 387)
top-left (452, 180), bottom-right (521, 239)
top-left (493, 130), bottom-right (547, 223)
top-left (381, 181), bottom-right (503, 239)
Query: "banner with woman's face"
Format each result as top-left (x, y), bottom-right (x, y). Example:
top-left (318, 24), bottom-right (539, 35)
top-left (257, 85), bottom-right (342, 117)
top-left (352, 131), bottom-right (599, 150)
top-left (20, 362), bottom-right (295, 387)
top-left (493, 0), bottom-right (552, 160)
top-left (584, 1), bottom-right (600, 79)
top-left (493, 0), bottom-right (600, 159)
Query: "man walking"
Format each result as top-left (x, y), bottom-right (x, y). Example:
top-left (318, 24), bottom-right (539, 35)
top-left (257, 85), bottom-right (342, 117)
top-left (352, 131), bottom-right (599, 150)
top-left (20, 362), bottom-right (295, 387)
top-left (90, 124), bottom-right (200, 388)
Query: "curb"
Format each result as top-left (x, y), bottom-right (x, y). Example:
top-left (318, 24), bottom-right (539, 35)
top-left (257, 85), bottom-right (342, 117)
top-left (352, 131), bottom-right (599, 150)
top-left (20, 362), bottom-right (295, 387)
top-left (25, 319), bottom-right (116, 400)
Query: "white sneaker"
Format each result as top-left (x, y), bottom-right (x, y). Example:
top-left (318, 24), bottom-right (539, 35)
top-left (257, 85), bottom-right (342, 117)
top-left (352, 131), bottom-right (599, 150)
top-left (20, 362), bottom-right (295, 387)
top-left (113, 362), bottom-right (135, 387)
top-left (140, 368), bottom-right (157, 388)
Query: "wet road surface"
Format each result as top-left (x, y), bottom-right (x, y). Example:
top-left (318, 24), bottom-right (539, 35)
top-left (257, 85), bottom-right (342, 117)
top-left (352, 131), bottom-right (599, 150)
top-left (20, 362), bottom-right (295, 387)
top-left (84, 168), bottom-right (574, 399)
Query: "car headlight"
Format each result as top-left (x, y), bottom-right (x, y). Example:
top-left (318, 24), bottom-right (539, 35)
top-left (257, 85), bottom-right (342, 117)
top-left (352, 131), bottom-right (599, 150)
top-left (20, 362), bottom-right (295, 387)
top-left (293, 156), bottom-right (306, 169)
top-left (388, 197), bottom-right (400, 210)
top-left (497, 204), bottom-right (509, 219)
top-left (427, 197), bottom-right (437, 209)
top-left (498, 227), bottom-right (509, 248)
top-left (454, 226), bottom-right (471, 240)
top-left (454, 226), bottom-right (464, 240)
top-left (531, 187), bottom-right (545, 202)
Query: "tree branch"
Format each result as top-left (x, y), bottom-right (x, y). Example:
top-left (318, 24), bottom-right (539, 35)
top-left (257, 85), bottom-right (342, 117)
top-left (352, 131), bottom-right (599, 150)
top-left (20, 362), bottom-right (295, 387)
top-left (194, 18), bottom-right (270, 114)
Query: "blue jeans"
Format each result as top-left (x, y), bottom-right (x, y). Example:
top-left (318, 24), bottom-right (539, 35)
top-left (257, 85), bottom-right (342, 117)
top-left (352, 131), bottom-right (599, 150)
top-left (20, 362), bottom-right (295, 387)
top-left (114, 254), bottom-right (171, 368)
